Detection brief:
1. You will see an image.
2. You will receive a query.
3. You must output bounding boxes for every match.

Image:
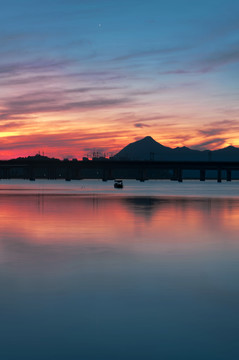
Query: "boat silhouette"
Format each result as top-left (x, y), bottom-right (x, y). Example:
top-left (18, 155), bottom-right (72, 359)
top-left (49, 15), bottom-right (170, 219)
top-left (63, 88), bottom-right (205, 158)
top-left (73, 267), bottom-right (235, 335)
top-left (114, 180), bottom-right (123, 189)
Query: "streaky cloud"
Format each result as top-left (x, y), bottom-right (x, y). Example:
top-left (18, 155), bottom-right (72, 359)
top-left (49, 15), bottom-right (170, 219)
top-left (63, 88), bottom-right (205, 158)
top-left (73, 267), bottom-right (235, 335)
top-left (2, 91), bottom-right (134, 118)
top-left (0, 121), bottom-right (27, 130)
top-left (0, 129), bottom-right (132, 153)
top-left (134, 123), bottom-right (151, 128)
top-left (201, 42), bottom-right (239, 71)
top-left (113, 46), bottom-right (189, 61)
top-left (0, 58), bottom-right (72, 76)
top-left (192, 138), bottom-right (227, 150)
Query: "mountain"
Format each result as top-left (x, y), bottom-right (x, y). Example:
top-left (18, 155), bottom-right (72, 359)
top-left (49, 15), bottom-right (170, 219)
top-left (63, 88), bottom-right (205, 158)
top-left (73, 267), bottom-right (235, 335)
top-left (212, 146), bottom-right (239, 161)
top-left (113, 136), bottom-right (239, 161)
top-left (114, 136), bottom-right (172, 160)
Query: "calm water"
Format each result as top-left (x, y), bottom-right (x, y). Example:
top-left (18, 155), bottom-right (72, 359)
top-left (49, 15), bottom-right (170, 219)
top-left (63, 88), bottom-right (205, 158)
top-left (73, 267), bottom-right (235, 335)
top-left (1, 180), bottom-right (239, 359)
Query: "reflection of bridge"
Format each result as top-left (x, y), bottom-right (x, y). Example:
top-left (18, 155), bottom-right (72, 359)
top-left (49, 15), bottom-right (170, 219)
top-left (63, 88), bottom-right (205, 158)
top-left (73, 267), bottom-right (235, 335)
top-left (0, 160), bottom-right (239, 182)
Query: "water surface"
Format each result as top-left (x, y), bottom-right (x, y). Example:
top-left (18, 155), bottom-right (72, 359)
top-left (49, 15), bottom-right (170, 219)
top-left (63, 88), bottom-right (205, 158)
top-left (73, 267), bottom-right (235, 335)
top-left (0, 180), bottom-right (239, 359)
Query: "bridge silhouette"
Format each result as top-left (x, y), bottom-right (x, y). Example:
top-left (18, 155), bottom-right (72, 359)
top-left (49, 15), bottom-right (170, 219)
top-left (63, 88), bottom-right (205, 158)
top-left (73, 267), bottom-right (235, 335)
top-left (1, 159), bottom-right (239, 182)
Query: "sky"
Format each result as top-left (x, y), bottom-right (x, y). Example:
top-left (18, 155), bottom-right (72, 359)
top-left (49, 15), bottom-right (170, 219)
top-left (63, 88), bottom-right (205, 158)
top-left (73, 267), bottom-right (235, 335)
top-left (0, 0), bottom-right (239, 159)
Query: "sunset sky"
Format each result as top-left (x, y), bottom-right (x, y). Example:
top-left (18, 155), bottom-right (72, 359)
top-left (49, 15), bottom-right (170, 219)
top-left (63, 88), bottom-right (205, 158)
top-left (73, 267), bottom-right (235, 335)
top-left (1, 0), bottom-right (239, 159)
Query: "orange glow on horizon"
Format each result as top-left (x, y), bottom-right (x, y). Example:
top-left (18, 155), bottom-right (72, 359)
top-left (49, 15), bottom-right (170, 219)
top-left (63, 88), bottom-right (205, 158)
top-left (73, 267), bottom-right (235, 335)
top-left (1, 101), bottom-right (239, 159)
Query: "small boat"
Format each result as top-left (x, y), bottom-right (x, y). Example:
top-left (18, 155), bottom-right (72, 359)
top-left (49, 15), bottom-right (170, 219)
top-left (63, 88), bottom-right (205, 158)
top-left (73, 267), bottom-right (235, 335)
top-left (114, 180), bottom-right (123, 189)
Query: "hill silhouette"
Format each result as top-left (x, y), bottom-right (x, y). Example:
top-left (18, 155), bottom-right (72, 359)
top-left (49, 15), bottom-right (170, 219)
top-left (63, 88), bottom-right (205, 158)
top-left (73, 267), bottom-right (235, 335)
top-left (113, 136), bottom-right (239, 161)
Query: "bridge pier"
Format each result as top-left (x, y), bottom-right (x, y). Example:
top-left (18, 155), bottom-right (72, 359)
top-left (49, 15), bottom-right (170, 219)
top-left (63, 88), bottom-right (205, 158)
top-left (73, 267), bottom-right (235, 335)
top-left (47, 166), bottom-right (57, 179)
top-left (65, 166), bottom-right (72, 181)
top-left (217, 169), bottom-right (222, 183)
top-left (102, 168), bottom-right (113, 182)
top-left (226, 169), bottom-right (231, 182)
top-left (171, 168), bottom-right (177, 181)
top-left (1, 167), bottom-right (7, 179)
top-left (138, 168), bottom-right (147, 182)
top-left (102, 168), bottom-right (107, 182)
top-left (178, 168), bottom-right (183, 182)
top-left (200, 169), bottom-right (206, 181)
top-left (6, 167), bottom-right (10, 179)
top-left (171, 168), bottom-right (183, 182)
top-left (28, 166), bottom-right (35, 181)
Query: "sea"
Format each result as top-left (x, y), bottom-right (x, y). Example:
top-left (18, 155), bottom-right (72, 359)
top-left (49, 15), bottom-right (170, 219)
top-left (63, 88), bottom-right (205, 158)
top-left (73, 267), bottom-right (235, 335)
top-left (1, 179), bottom-right (239, 360)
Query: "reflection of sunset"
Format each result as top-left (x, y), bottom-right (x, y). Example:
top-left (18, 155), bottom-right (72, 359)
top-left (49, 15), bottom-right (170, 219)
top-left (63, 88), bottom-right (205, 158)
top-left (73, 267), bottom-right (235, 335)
top-left (0, 196), bottom-right (138, 247)
top-left (219, 202), bottom-right (239, 235)
top-left (1, 196), bottom-right (239, 249)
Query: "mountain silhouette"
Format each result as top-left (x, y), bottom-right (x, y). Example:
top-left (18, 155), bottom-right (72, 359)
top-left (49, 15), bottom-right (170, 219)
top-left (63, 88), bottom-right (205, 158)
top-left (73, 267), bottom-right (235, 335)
top-left (113, 136), bottom-right (239, 161)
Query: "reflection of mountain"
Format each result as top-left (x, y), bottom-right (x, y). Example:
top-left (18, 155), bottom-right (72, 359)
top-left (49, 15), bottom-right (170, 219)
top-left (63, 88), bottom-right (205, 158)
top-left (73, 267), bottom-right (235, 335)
top-left (114, 136), bottom-right (239, 161)
top-left (121, 197), bottom-right (204, 221)
top-left (121, 197), bottom-right (166, 221)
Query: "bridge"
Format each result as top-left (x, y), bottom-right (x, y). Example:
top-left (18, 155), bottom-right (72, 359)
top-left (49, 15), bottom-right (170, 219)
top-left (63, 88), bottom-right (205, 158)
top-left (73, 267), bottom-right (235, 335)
top-left (0, 159), bottom-right (239, 182)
